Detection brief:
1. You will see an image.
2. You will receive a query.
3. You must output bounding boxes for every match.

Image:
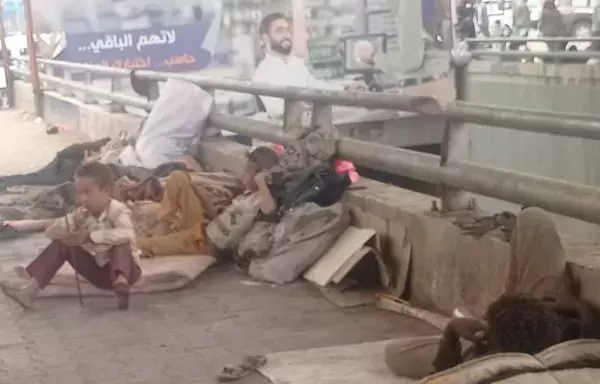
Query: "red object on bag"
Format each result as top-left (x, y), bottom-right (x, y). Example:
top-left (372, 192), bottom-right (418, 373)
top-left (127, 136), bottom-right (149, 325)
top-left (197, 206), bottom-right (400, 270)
top-left (270, 144), bottom-right (285, 155)
top-left (270, 144), bottom-right (360, 184)
top-left (335, 160), bottom-right (360, 184)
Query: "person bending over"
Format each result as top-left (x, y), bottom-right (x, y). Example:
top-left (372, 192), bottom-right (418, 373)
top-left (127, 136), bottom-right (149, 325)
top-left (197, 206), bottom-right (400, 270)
top-left (385, 207), bottom-right (600, 378)
top-left (1, 162), bottom-right (141, 310)
top-left (434, 291), bottom-right (600, 372)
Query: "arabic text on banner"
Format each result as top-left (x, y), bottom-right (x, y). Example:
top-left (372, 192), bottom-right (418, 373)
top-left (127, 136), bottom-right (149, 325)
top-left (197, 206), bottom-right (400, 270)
top-left (57, 22), bottom-right (213, 72)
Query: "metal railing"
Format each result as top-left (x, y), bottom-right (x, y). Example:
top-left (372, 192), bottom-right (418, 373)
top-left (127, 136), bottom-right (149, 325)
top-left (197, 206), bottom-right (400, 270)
top-left (13, 57), bottom-right (600, 140)
top-left (465, 36), bottom-right (600, 61)
top-left (8, 56), bottom-right (600, 226)
top-left (466, 37), bottom-right (600, 43)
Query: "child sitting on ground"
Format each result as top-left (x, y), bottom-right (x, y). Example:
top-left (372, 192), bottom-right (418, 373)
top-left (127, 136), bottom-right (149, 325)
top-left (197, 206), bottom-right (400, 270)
top-left (1, 162), bottom-right (141, 310)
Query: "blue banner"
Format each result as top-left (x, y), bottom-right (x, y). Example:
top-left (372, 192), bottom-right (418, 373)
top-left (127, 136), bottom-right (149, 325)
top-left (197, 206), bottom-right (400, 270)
top-left (57, 22), bottom-right (213, 72)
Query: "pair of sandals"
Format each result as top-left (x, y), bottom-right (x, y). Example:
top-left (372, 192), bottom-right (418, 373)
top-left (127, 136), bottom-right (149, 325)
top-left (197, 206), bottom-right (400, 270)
top-left (217, 355), bottom-right (267, 382)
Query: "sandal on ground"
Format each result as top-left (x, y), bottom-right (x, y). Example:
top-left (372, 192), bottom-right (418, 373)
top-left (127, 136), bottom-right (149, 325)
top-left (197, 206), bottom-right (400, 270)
top-left (217, 355), bottom-right (267, 382)
top-left (0, 222), bottom-right (21, 241)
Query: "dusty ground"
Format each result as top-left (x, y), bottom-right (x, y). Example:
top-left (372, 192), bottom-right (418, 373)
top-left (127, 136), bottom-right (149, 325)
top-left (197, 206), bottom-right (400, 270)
top-left (0, 109), bottom-right (437, 384)
top-left (0, 110), bottom-right (83, 175)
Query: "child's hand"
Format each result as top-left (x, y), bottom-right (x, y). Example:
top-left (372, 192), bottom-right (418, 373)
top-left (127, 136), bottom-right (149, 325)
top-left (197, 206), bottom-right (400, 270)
top-left (447, 317), bottom-right (489, 343)
top-left (254, 171), bottom-right (272, 186)
top-left (62, 231), bottom-right (91, 247)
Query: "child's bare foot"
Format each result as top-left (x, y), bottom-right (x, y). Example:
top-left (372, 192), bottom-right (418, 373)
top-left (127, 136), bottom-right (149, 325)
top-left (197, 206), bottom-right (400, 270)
top-left (1, 278), bottom-right (39, 309)
top-left (113, 275), bottom-right (130, 310)
top-left (13, 266), bottom-right (30, 280)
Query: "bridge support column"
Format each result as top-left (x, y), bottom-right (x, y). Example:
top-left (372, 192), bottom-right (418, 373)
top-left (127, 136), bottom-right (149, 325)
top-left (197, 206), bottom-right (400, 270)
top-left (109, 77), bottom-right (125, 113)
top-left (23, 0), bottom-right (43, 117)
top-left (441, 48), bottom-right (474, 211)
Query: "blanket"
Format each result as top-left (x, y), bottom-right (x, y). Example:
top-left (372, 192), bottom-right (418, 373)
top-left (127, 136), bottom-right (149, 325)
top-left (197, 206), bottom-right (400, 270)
top-left (258, 338), bottom-right (422, 384)
top-left (423, 339), bottom-right (600, 383)
top-left (0, 138), bottom-right (111, 190)
top-left (3, 255), bottom-right (216, 297)
top-left (258, 338), bottom-right (600, 384)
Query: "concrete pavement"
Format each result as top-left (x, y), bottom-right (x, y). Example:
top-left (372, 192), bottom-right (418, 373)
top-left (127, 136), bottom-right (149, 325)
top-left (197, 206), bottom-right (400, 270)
top-left (0, 109), bottom-right (437, 384)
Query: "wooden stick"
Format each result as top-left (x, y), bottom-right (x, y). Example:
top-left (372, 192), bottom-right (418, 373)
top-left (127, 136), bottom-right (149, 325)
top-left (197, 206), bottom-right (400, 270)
top-left (64, 215), bottom-right (84, 307)
top-left (376, 294), bottom-right (450, 331)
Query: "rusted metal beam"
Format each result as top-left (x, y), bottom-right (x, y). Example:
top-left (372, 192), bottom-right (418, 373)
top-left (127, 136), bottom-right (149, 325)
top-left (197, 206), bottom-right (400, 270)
top-left (11, 57), bottom-right (600, 140)
top-left (470, 50), bottom-right (600, 60)
top-left (15, 57), bottom-right (600, 127)
top-left (135, 71), bottom-right (600, 140)
top-left (16, 57), bottom-right (130, 77)
top-left (134, 70), bottom-right (444, 113)
top-left (211, 112), bottom-right (600, 224)
top-left (449, 103), bottom-right (600, 141)
top-left (134, 71), bottom-right (600, 141)
top-left (209, 113), bottom-right (294, 145)
top-left (11, 67), bottom-right (152, 110)
top-left (22, 0), bottom-right (42, 117)
top-left (339, 140), bottom-right (600, 225)
top-left (466, 37), bottom-right (600, 43)
top-left (17, 56), bottom-right (600, 124)
top-left (461, 102), bottom-right (600, 123)
top-left (440, 63), bottom-right (471, 211)
top-left (11, 58), bottom-right (600, 224)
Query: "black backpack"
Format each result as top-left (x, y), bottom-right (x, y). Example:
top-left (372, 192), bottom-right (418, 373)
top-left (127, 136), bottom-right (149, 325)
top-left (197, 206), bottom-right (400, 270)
top-left (270, 165), bottom-right (351, 213)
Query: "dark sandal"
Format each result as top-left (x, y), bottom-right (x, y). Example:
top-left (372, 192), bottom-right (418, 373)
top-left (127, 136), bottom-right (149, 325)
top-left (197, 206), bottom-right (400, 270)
top-left (217, 355), bottom-right (267, 382)
top-left (0, 222), bottom-right (21, 241)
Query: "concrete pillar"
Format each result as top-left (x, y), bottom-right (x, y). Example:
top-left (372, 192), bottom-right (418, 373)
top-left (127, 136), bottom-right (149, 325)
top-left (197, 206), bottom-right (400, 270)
top-left (354, 0), bottom-right (367, 34)
top-left (386, 0), bottom-right (425, 73)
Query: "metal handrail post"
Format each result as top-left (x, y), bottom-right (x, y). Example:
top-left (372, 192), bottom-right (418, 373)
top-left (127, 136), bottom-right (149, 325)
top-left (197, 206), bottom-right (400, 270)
top-left (441, 47), bottom-right (473, 211)
top-left (23, 0), bottom-right (42, 117)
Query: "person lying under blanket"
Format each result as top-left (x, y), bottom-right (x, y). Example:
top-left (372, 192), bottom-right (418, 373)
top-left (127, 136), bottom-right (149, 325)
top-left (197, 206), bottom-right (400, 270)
top-left (0, 164), bottom-right (190, 238)
top-left (206, 147), bottom-right (352, 284)
top-left (109, 169), bottom-right (244, 259)
top-left (0, 182), bottom-right (78, 222)
top-left (0, 138), bottom-right (111, 191)
top-left (205, 147), bottom-right (283, 255)
top-left (131, 171), bottom-right (243, 258)
top-left (0, 164), bottom-right (244, 259)
top-left (0, 162), bottom-right (141, 310)
top-left (0, 125), bottom-right (202, 192)
top-left (0, 162), bottom-right (244, 309)
top-left (384, 207), bottom-right (600, 379)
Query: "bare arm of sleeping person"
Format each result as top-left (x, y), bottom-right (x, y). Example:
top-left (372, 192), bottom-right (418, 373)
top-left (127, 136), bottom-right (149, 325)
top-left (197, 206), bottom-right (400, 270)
top-left (433, 318), bottom-right (490, 373)
top-left (254, 171), bottom-right (278, 215)
top-left (433, 325), bottom-right (464, 373)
